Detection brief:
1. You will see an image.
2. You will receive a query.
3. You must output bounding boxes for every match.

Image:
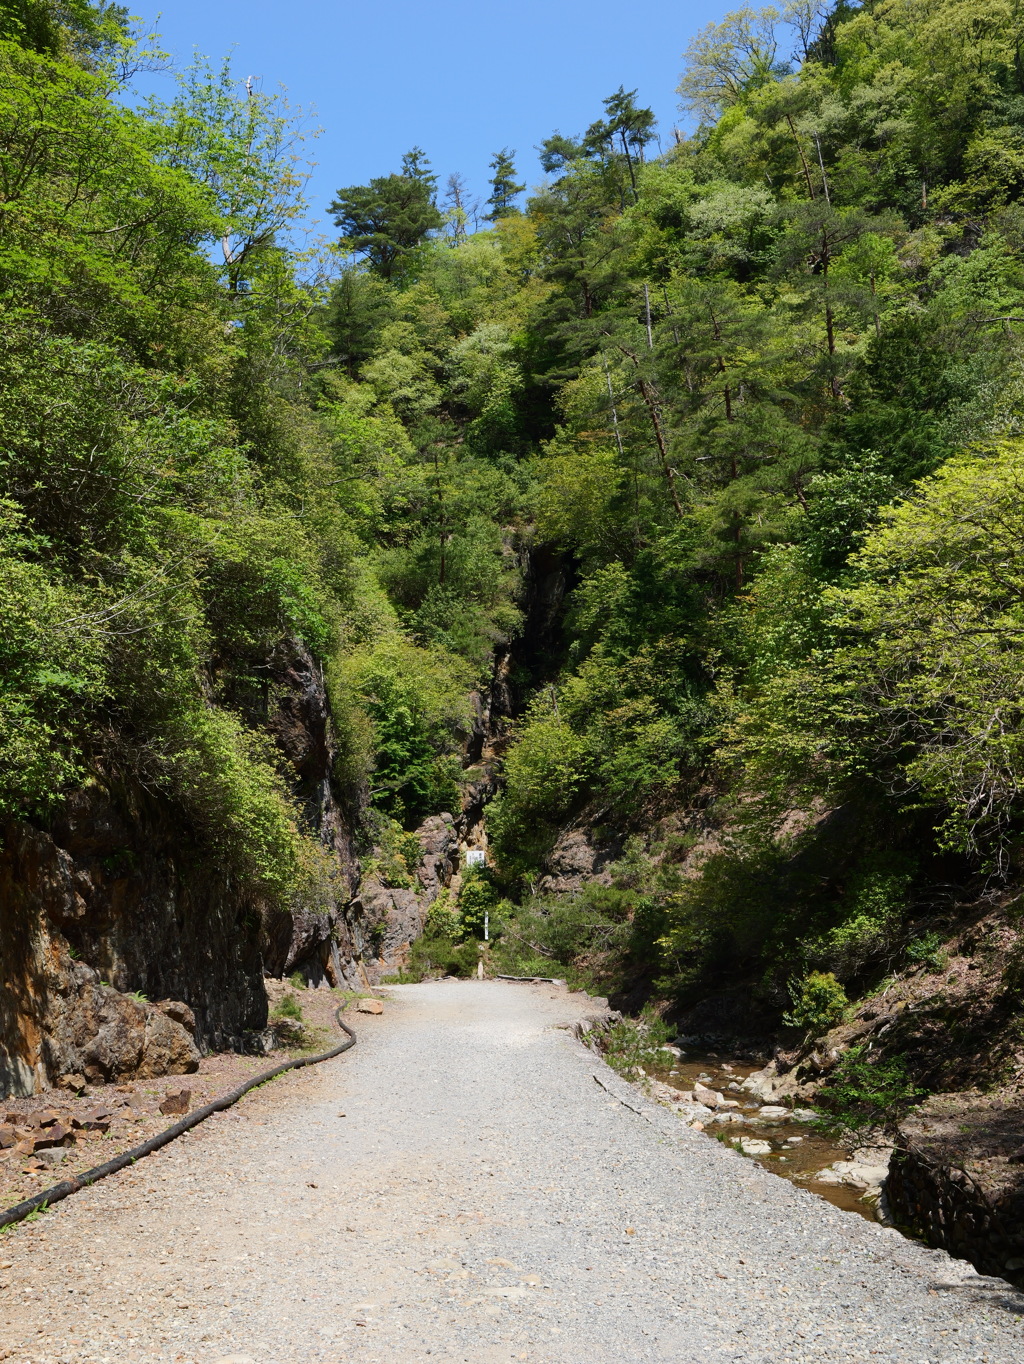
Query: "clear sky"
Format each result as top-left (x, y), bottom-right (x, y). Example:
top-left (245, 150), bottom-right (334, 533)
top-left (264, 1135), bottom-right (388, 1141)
top-left (131, 0), bottom-right (730, 232)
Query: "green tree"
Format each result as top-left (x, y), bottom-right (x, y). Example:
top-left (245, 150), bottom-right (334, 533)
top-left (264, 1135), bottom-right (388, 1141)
top-left (331, 157), bottom-right (442, 279)
top-left (677, 5), bottom-right (786, 123)
top-left (0, 0), bottom-right (127, 57)
top-left (485, 147), bottom-right (525, 220)
top-left (585, 86), bottom-right (657, 198)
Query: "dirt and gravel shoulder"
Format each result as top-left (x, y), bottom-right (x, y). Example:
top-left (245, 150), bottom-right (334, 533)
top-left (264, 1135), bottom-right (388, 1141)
top-left (2, 980), bottom-right (1024, 1364)
top-left (0, 985), bottom-right (352, 1213)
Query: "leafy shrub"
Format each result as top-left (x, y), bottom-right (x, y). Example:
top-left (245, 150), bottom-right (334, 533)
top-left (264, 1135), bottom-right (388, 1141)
top-left (361, 811), bottom-right (423, 888)
top-left (783, 971), bottom-right (849, 1034)
top-left (273, 992), bottom-right (303, 1020)
top-left (423, 891), bottom-right (459, 938)
top-left (457, 867), bottom-right (498, 938)
top-left (407, 931), bottom-right (479, 980)
top-left (488, 880), bottom-right (646, 992)
top-left (601, 1008), bottom-right (674, 1077)
top-left (905, 931), bottom-right (948, 972)
top-left (797, 857), bottom-right (913, 981)
top-left (819, 1044), bottom-right (925, 1137)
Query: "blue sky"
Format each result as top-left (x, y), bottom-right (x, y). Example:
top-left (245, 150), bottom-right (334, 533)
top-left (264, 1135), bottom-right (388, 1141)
top-left (132, 0), bottom-right (731, 231)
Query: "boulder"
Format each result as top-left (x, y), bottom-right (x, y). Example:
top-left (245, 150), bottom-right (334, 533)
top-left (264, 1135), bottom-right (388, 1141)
top-left (739, 1064), bottom-right (779, 1102)
top-left (693, 1082), bottom-right (740, 1110)
top-left (815, 1150), bottom-right (892, 1190)
top-left (137, 1006), bottom-right (200, 1078)
top-left (738, 1139), bottom-right (773, 1156)
top-left (72, 1106), bottom-right (111, 1133)
top-left (32, 1123), bottom-right (73, 1149)
top-left (36, 1146), bottom-right (69, 1166)
top-left (676, 1102), bottom-right (714, 1126)
top-left (9, 961), bottom-right (203, 1091)
top-left (356, 998), bottom-right (384, 1015)
top-left (351, 879), bottom-right (425, 971)
top-left (270, 1017), bottom-right (305, 1044)
top-left (415, 814), bottom-right (460, 902)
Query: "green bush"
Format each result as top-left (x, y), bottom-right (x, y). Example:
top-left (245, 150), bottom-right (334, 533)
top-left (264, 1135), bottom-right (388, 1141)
top-left (457, 867), bottom-right (498, 938)
top-left (783, 971), bottom-right (849, 1034)
top-left (905, 931), bottom-right (948, 972)
top-left (407, 931), bottom-right (479, 980)
top-left (423, 891), bottom-right (459, 938)
top-left (819, 1044), bottom-right (925, 1137)
top-left (800, 858), bottom-right (913, 981)
top-left (602, 1008), bottom-right (674, 1077)
top-left (487, 880), bottom-right (642, 992)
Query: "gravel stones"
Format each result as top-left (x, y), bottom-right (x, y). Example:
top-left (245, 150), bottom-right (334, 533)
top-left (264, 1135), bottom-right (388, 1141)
top-left (2, 981), bottom-right (1023, 1364)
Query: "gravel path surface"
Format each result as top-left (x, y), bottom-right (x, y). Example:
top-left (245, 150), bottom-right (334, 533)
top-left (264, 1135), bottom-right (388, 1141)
top-left (3, 980), bottom-right (1024, 1364)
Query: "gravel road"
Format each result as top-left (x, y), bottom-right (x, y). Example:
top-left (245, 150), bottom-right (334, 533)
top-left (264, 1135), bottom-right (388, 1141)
top-left (3, 980), bottom-right (1024, 1364)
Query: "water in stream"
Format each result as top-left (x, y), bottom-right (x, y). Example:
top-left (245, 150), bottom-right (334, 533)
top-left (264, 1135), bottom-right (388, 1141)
top-left (648, 1051), bottom-right (879, 1222)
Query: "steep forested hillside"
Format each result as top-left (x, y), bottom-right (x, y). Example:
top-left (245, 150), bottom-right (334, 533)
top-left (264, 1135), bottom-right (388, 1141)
top-left (5, 0), bottom-right (1024, 1100)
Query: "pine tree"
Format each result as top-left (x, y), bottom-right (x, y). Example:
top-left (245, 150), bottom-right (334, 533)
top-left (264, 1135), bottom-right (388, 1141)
top-left (331, 149), bottom-right (442, 278)
top-left (484, 147), bottom-right (525, 220)
top-left (401, 145), bottom-right (438, 198)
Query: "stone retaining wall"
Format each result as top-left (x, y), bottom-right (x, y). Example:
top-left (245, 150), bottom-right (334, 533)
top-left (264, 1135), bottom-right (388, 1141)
top-left (887, 1137), bottom-right (1024, 1286)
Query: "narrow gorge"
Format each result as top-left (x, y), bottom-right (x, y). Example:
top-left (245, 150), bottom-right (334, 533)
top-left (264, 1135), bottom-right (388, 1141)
top-left (7, 0), bottom-right (1024, 1300)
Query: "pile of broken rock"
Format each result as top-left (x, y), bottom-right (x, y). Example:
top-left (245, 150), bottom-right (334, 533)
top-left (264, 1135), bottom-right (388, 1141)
top-left (0, 1087), bottom-right (192, 1175)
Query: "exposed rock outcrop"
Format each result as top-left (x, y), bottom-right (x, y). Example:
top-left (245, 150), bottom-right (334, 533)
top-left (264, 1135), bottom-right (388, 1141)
top-left (355, 812), bottom-right (463, 974)
top-left (537, 824), bottom-right (620, 895)
top-left (0, 639), bottom-right (366, 1097)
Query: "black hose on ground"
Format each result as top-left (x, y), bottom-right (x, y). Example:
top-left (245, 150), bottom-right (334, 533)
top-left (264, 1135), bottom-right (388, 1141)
top-left (0, 1003), bottom-right (357, 1232)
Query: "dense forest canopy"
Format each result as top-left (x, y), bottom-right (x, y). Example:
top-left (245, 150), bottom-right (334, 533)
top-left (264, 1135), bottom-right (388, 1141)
top-left (6, 0), bottom-right (1024, 1017)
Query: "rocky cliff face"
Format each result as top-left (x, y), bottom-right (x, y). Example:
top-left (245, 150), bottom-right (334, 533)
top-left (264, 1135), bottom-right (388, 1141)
top-left (0, 640), bottom-right (376, 1098)
top-left (354, 813), bottom-right (463, 975)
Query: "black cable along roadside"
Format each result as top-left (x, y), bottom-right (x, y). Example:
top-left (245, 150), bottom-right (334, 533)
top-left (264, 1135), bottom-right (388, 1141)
top-left (0, 1003), bottom-right (357, 1232)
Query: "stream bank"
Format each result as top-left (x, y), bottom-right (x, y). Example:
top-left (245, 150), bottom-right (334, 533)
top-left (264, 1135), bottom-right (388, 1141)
top-left (573, 1017), bottom-right (895, 1226)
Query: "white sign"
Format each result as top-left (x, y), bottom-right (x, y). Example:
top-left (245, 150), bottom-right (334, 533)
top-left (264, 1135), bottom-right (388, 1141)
top-left (465, 850), bottom-right (486, 867)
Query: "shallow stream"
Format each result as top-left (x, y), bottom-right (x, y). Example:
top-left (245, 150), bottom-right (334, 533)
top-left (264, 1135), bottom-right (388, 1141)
top-left (648, 1050), bottom-right (878, 1221)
